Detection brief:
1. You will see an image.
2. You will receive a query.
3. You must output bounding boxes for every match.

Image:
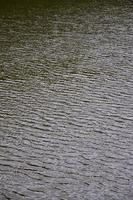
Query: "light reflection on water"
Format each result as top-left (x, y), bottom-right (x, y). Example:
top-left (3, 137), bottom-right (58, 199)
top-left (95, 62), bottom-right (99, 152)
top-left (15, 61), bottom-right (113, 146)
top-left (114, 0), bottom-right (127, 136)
top-left (0, 1), bottom-right (133, 199)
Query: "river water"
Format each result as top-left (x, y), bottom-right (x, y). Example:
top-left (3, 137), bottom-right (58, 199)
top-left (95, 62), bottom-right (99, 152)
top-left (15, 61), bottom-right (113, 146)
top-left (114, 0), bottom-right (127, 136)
top-left (0, 0), bottom-right (133, 199)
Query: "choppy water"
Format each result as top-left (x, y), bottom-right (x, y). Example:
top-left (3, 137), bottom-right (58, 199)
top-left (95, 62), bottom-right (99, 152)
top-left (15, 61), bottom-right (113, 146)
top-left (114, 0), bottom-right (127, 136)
top-left (0, 0), bottom-right (133, 199)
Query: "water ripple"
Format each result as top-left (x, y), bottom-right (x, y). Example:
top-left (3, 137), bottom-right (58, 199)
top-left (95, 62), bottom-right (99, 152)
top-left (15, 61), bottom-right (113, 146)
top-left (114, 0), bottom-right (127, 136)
top-left (0, 0), bottom-right (133, 200)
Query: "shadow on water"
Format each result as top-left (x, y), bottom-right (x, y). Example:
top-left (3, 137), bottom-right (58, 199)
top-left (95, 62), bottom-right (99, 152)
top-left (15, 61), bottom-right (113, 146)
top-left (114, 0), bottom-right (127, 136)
top-left (1, 0), bottom-right (132, 84)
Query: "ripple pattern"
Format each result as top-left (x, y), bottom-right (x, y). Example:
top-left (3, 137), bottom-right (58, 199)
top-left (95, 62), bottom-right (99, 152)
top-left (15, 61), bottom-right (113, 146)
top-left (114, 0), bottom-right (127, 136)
top-left (0, 1), bottom-right (133, 200)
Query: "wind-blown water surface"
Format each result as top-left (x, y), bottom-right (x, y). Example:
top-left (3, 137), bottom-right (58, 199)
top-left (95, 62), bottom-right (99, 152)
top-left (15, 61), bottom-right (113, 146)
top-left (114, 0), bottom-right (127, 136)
top-left (0, 0), bottom-right (133, 199)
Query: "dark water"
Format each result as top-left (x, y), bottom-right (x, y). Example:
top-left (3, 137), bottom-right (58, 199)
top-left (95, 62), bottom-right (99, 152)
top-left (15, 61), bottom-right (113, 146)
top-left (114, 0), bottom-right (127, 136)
top-left (0, 0), bottom-right (133, 199)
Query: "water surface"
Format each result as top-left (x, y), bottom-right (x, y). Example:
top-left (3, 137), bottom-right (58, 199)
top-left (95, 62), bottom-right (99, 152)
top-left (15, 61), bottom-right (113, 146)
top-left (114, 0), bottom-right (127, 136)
top-left (0, 0), bottom-right (133, 199)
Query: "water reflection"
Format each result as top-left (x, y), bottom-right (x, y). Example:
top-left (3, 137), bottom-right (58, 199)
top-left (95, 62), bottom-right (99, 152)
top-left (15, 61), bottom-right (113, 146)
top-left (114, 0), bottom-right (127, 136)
top-left (0, 0), bottom-right (132, 83)
top-left (0, 0), bottom-right (133, 200)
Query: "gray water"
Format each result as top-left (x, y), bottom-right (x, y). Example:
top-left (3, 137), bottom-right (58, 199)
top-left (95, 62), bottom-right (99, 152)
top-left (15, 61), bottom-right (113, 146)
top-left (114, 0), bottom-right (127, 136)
top-left (0, 0), bottom-right (133, 199)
